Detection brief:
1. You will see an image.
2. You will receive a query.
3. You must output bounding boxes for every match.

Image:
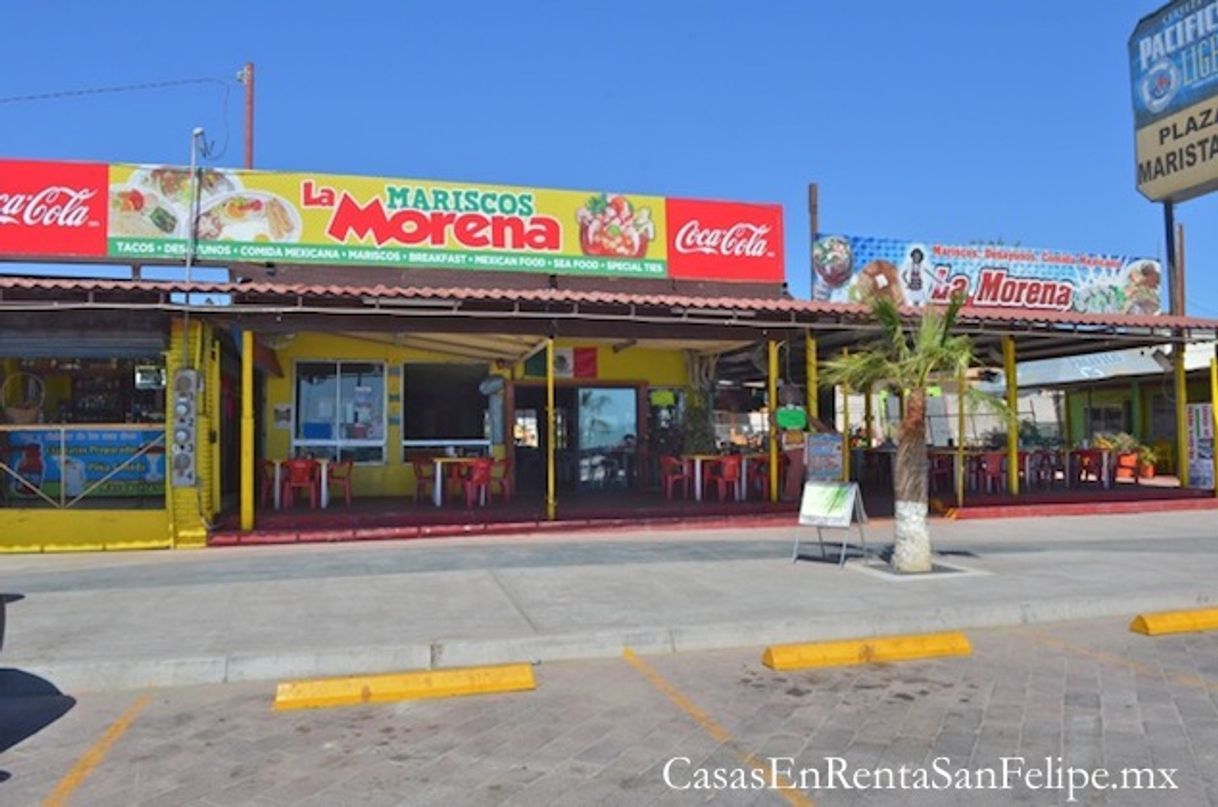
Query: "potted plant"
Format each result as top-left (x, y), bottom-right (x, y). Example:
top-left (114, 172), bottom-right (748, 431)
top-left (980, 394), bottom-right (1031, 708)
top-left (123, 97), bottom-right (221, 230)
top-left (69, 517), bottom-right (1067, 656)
top-left (1137, 444), bottom-right (1157, 480)
top-left (1108, 432), bottom-right (1140, 481)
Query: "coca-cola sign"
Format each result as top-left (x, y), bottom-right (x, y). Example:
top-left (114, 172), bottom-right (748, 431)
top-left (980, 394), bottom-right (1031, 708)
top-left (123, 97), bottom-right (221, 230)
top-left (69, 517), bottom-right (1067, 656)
top-left (0, 160), bottom-right (107, 257)
top-left (666, 198), bottom-right (784, 282)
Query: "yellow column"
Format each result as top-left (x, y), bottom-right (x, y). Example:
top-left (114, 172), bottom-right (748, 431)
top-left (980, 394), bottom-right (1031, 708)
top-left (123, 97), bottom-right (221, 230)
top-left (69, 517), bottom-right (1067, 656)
top-left (956, 369), bottom-right (967, 509)
top-left (804, 332), bottom-right (818, 422)
top-left (240, 330), bottom-right (255, 531)
top-left (840, 350), bottom-right (851, 483)
top-left (1003, 336), bottom-right (1019, 496)
top-left (863, 384), bottom-right (874, 449)
top-left (546, 337), bottom-right (556, 520)
top-left (1175, 345), bottom-right (1189, 487)
top-left (767, 340), bottom-right (779, 503)
top-left (1210, 357), bottom-right (1217, 497)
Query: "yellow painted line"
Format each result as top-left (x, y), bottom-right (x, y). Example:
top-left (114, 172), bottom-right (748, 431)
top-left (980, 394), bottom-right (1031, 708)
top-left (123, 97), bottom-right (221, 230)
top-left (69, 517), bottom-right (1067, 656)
top-left (1018, 629), bottom-right (1218, 694)
top-left (622, 648), bottom-right (814, 807)
top-left (273, 662), bottom-right (535, 711)
top-left (762, 631), bottom-right (971, 671)
top-left (1129, 607), bottom-right (1218, 636)
top-left (43, 692), bottom-right (152, 807)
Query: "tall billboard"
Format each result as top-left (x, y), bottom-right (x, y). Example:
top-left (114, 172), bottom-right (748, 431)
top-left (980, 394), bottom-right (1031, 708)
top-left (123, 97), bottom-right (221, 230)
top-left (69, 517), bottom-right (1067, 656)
top-left (1129, 0), bottom-right (1218, 201)
top-left (812, 234), bottom-right (1162, 315)
top-left (0, 158), bottom-right (784, 284)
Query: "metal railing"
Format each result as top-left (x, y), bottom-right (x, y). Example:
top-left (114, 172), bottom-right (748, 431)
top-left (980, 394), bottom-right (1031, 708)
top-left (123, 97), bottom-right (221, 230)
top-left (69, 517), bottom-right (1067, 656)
top-left (0, 424), bottom-right (166, 509)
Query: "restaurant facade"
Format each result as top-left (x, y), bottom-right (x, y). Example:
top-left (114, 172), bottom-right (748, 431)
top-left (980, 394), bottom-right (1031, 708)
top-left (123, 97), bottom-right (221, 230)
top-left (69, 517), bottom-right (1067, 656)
top-left (1, 157), bottom-right (1217, 552)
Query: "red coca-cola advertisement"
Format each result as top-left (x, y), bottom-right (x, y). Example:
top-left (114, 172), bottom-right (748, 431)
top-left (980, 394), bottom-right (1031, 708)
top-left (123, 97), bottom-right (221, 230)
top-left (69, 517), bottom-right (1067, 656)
top-left (665, 198), bottom-right (784, 283)
top-left (0, 159), bottom-right (108, 258)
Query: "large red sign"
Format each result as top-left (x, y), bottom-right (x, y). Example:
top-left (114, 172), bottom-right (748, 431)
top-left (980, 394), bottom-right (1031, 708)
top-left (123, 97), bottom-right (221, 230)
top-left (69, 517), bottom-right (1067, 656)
top-left (665, 198), bottom-right (784, 283)
top-left (0, 160), bottom-right (108, 257)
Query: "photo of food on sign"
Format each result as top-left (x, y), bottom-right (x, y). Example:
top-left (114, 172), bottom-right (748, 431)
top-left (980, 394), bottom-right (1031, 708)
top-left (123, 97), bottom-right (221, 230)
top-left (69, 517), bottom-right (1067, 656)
top-left (109, 187), bottom-right (181, 238)
top-left (812, 234), bottom-right (1162, 316)
top-left (136, 167), bottom-right (237, 210)
top-left (196, 192), bottom-right (300, 243)
top-left (576, 193), bottom-right (654, 258)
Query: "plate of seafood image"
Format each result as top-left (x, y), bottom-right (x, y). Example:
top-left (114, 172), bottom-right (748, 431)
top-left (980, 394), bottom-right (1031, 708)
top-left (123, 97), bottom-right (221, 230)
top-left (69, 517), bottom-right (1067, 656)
top-left (196, 192), bottom-right (301, 243)
top-left (109, 186), bottom-right (183, 238)
top-left (576, 193), bottom-right (654, 258)
top-left (128, 166), bottom-right (240, 212)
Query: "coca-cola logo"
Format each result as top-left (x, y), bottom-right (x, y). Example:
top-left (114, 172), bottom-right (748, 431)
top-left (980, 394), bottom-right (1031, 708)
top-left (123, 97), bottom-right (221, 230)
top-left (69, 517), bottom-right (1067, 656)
top-left (674, 219), bottom-right (772, 258)
top-left (0, 186), bottom-right (98, 228)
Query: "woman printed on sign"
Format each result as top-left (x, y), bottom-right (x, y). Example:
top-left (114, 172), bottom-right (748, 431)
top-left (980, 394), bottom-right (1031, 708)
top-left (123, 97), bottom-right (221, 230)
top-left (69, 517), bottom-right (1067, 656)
top-left (901, 245), bottom-right (931, 307)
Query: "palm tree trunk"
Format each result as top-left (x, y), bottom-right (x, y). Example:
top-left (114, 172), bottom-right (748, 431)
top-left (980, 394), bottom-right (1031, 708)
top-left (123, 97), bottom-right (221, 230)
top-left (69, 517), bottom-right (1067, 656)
top-left (892, 388), bottom-right (932, 572)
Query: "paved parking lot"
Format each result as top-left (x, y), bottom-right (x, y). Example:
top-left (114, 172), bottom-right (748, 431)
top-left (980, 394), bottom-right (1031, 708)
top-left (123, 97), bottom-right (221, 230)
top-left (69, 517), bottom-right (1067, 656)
top-left (3, 616), bottom-right (1218, 806)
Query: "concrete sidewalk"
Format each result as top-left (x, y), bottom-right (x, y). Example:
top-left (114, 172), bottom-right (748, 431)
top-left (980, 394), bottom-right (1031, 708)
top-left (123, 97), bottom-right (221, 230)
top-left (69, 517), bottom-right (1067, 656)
top-left (1, 511), bottom-right (1215, 692)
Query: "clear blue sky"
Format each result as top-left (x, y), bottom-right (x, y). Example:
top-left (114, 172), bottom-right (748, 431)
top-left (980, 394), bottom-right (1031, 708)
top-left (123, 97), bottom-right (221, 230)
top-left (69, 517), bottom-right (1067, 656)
top-left (3, 0), bottom-right (1214, 316)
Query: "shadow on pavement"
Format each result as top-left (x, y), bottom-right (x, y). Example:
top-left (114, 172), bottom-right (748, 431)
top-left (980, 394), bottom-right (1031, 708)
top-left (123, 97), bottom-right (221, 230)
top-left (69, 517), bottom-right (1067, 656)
top-left (0, 669), bottom-right (77, 754)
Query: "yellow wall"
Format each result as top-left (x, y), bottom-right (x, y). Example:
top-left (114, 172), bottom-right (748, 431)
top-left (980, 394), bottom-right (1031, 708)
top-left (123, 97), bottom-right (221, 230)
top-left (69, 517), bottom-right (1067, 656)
top-left (261, 332), bottom-right (689, 499)
top-left (0, 509), bottom-right (170, 552)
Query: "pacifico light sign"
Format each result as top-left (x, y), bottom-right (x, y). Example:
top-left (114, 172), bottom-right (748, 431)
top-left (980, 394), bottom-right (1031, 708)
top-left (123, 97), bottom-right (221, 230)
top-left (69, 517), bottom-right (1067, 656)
top-left (1130, 0), bottom-right (1218, 201)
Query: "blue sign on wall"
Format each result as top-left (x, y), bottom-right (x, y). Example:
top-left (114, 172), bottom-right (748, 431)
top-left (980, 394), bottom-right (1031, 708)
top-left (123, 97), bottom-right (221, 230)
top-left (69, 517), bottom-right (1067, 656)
top-left (6, 429), bottom-right (165, 499)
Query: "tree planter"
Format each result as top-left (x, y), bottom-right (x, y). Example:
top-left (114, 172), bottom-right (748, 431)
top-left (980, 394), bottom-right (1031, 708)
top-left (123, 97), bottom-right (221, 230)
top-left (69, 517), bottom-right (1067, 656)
top-left (1115, 452), bottom-right (1139, 481)
top-left (1139, 462), bottom-right (1156, 480)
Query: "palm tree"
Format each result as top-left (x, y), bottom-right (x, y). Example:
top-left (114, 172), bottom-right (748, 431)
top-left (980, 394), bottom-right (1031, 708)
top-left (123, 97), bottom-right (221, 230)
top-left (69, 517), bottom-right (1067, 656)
top-left (821, 296), bottom-right (985, 573)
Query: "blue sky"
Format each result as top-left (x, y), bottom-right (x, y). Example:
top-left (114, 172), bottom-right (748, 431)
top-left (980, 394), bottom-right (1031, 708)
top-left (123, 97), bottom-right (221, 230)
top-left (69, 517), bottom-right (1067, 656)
top-left (2, 0), bottom-right (1214, 316)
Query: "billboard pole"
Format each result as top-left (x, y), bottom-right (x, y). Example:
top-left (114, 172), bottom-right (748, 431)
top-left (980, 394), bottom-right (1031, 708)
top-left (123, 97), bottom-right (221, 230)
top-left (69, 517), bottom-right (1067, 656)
top-left (239, 62), bottom-right (255, 169)
top-left (1163, 201), bottom-right (1177, 314)
top-left (807, 183), bottom-right (819, 292)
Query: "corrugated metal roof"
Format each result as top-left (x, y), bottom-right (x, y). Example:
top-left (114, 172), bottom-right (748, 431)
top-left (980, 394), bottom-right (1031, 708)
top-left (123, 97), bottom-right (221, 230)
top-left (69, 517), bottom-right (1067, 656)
top-left (1, 274), bottom-right (1216, 331)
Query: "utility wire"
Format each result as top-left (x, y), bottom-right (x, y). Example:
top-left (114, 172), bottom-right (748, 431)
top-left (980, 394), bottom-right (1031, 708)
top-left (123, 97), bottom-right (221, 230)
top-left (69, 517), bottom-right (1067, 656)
top-left (0, 76), bottom-right (233, 161)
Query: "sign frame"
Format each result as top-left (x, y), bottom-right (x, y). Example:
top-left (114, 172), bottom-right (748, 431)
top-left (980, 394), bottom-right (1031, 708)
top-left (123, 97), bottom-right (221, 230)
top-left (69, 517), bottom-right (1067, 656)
top-left (793, 480), bottom-right (869, 567)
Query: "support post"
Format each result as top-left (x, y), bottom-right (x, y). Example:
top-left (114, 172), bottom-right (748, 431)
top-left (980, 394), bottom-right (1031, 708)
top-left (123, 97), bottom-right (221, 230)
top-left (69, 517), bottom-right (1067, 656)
top-left (1211, 356), bottom-right (1217, 498)
top-left (863, 384), bottom-right (874, 449)
top-left (768, 340), bottom-right (780, 503)
top-left (804, 332), bottom-right (818, 422)
top-left (546, 337), bottom-right (556, 520)
top-left (1003, 336), bottom-right (1019, 496)
top-left (241, 62), bottom-right (255, 169)
top-left (240, 329), bottom-right (255, 531)
top-left (840, 350), bottom-right (851, 482)
top-left (956, 369), bottom-right (967, 509)
top-left (1175, 346), bottom-right (1189, 487)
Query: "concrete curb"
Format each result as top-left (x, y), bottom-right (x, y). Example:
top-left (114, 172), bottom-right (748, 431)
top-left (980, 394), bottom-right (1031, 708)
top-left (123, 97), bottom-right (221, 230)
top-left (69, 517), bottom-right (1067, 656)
top-left (10, 588), bottom-right (1218, 693)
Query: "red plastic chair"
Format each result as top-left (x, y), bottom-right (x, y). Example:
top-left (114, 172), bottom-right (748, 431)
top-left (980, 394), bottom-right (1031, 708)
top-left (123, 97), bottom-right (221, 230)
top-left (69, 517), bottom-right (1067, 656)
top-left (928, 454), bottom-right (954, 493)
top-left (748, 456), bottom-right (770, 500)
top-left (258, 459), bottom-right (276, 507)
top-left (490, 457), bottom-right (513, 503)
top-left (710, 455), bottom-right (743, 502)
top-left (1075, 450), bottom-right (1103, 485)
top-left (463, 458), bottom-right (494, 509)
top-left (281, 458), bottom-right (319, 509)
top-left (659, 455), bottom-right (692, 501)
top-left (411, 458), bottom-right (436, 503)
top-left (327, 459), bottom-right (354, 507)
top-left (977, 451), bottom-right (1006, 494)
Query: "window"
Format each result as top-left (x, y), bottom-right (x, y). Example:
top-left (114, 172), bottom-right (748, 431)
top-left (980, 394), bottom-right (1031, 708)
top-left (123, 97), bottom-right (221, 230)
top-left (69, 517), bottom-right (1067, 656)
top-left (1087, 404), bottom-right (1127, 437)
top-left (402, 363), bottom-right (492, 456)
top-left (294, 361), bottom-right (386, 463)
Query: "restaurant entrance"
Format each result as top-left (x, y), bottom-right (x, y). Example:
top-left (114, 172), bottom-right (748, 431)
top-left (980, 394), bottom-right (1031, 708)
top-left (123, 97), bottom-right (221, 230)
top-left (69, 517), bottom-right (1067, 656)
top-left (512, 384), bottom-right (641, 497)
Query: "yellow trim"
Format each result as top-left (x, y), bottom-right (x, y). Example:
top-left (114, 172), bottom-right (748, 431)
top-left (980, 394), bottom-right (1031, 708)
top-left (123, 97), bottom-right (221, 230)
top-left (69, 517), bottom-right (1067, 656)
top-left (1002, 336), bottom-right (1019, 496)
top-left (1130, 608), bottom-right (1218, 636)
top-left (762, 631), bottom-right (972, 670)
top-left (545, 337), bottom-right (556, 521)
top-left (804, 332), bottom-right (818, 421)
top-left (44, 693), bottom-right (152, 807)
top-left (273, 663), bottom-right (535, 710)
top-left (1175, 346), bottom-right (1189, 488)
top-left (240, 330), bottom-right (255, 531)
top-left (767, 340), bottom-right (779, 503)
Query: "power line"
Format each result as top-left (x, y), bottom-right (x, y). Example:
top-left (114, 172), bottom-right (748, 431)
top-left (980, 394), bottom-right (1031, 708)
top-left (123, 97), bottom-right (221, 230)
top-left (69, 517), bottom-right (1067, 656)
top-left (0, 76), bottom-right (234, 161)
top-left (0, 76), bottom-right (227, 105)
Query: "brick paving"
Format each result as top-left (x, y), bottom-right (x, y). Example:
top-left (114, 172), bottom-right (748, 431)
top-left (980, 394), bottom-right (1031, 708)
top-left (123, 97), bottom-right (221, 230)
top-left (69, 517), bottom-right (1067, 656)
top-left (3, 618), bottom-right (1218, 805)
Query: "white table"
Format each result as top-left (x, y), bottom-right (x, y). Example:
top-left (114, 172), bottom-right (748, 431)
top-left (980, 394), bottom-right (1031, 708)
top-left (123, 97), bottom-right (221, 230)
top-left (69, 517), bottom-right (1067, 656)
top-left (684, 455), bottom-right (752, 502)
top-left (272, 458), bottom-right (330, 509)
top-left (432, 457), bottom-right (485, 507)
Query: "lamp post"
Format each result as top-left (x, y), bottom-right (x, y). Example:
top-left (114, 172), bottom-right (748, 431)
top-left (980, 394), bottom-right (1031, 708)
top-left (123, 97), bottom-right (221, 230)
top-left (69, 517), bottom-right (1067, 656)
top-left (181, 126), bottom-right (206, 370)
